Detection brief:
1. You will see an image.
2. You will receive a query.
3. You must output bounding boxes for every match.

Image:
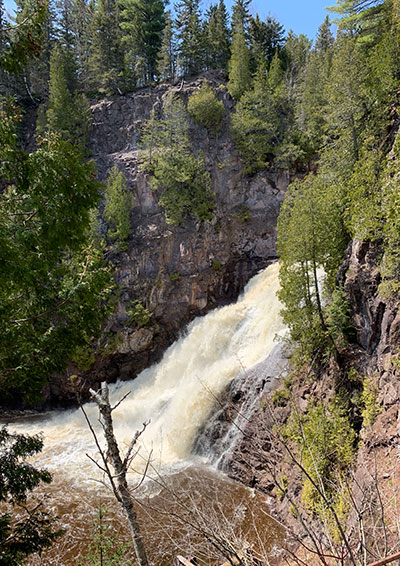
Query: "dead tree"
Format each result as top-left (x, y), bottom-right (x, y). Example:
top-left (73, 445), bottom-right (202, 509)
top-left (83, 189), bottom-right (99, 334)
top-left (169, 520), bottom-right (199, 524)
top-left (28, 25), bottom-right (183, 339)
top-left (82, 381), bottom-right (149, 566)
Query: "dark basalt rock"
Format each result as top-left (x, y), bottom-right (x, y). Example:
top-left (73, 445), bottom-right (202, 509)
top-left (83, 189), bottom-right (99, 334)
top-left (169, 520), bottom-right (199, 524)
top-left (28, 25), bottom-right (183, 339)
top-left (41, 72), bottom-right (290, 407)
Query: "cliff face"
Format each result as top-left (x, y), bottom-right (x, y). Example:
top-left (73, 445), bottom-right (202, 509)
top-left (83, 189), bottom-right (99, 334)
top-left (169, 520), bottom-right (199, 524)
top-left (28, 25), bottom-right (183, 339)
top-left (224, 237), bottom-right (400, 555)
top-left (46, 73), bottom-right (289, 404)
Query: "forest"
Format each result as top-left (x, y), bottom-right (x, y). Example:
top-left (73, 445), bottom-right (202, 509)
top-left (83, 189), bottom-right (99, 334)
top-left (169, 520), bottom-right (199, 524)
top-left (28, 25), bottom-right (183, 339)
top-left (1, 0), bottom-right (400, 564)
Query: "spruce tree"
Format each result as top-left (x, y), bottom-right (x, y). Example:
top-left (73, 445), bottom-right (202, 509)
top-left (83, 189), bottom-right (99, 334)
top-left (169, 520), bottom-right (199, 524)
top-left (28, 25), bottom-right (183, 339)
top-left (175, 0), bottom-right (204, 77)
top-left (88, 0), bottom-right (125, 94)
top-left (71, 0), bottom-right (93, 90)
top-left (0, 0), bottom-right (9, 95)
top-left (204, 0), bottom-right (230, 70)
top-left (249, 14), bottom-right (285, 68)
top-left (227, 23), bottom-right (251, 99)
top-left (315, 15), bottom-right (335, 53)
top-left (119, 0), bottom-right (165, 84)
top-left (231, 0), bottom-right (251, 34)
top-left (46, 45), bottom-right (91, 151)
top-left (157, 10), bottom-right (176, 81)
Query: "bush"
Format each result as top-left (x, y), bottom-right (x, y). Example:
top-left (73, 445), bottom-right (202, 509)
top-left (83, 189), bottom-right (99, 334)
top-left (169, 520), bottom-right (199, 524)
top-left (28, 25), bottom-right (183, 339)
top-left (361, 377), bottom-right (381, 427)
top-left (127, 300), bottom-right (152, 327)
top-left (187, 82), bottom-right (225, 135)
top-left (104, 167), bottom-right (131, 247)
top-left (283, 398), bottom-right (356, 524)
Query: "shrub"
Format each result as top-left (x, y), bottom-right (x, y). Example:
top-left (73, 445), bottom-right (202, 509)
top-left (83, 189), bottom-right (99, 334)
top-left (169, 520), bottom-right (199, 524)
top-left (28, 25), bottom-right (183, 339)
top-left (127, 300), bottom-right (152, 327)
top-left (104, 167), bottom-right (131, 246)
top-left (361, 377), bottom-right (381, 427)
top-left (187, 82), bottom-right (225, 135)
top-left (283, 398), bottom-right (357, 526)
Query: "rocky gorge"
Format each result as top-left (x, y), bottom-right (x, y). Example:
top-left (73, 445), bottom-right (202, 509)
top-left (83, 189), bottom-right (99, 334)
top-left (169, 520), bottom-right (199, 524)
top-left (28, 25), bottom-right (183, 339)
top-left (44, 72), bottom-right (290, 405)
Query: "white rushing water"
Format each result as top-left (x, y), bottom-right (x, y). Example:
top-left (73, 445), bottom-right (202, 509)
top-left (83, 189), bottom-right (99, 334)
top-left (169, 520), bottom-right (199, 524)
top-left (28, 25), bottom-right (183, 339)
top-left (7, 262), bottom-right (285, 484)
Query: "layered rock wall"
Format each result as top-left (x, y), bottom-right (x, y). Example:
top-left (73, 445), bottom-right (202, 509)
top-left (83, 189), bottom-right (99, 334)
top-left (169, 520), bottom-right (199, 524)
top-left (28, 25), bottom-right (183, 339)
top-left (47, 73), bottom-right (290, 403)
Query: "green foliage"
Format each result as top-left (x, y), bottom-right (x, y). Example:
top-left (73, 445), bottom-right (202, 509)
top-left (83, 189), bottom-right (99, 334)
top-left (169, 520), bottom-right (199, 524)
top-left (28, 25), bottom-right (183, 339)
top-left (204, 0), bottom-right (230, 70)
top-left (127, 300), bottom-right (152, 327)
top-left (139, 96), bottom-right (215, 224)
top-left (119, 0), bottom-right (165, 84)
top-left (104, 167), bottom-right (131, 247)
top-left (175, 0), bottom-right (205, 77)
top-left (78, 505), bottom-right (133, 566)
top-left (360, 377), bottom-right (381, 427)
top-left (187, 82), bottom-right (225, 135)
top-left (211, 259), bottom-right (222, 272)
top-left (45, 46), bottom-right (92, 152)
top-left (169, 271), bottom-right (180, 281)
top-left (231, 73), bottom-right (280, 172)
top-left (0, 427), bottom-right (61, 565)
top-left (0, 104), bottom-right (112, 404)
top-left (277, 173), bottom-right (349, 361)
top-left (227, 27), bottom-right (251, 100)
top-left (283, 399), bottom-right (356, 524)
top-left (326, 286), bottom-right (353, 346)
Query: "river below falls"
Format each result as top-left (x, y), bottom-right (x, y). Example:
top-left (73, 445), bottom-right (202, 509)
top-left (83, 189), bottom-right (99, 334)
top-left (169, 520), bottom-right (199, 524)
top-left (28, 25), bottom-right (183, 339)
top-left (2, 263), bottom-right (288, 564)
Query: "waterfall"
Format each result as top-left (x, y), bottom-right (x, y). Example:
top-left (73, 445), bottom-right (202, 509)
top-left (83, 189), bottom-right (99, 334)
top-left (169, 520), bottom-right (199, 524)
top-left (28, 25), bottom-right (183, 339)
top-left (5, 262), bottom-right (285, 482)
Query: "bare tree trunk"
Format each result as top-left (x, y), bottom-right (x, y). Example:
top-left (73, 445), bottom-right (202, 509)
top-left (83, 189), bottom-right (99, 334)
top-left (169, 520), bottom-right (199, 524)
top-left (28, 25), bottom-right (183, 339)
top-left (89, 382), bottom-right (149, 566)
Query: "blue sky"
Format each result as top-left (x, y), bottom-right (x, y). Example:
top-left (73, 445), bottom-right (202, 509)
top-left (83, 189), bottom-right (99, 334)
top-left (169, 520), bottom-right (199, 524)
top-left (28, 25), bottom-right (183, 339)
top-left (220, 0), bottom-right (333, 39)
top-left (3, 0), bottom-right (333, 40)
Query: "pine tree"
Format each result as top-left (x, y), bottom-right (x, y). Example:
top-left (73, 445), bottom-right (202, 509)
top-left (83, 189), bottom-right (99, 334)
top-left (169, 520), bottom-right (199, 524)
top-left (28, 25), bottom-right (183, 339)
top-left (119, 0), bottom-right (165, 84)
top-left (227, 23), bottom-right (251, 99)
top-left (88, 0), bottom-right (125, 94)
top-left (0, 428), bottom-right (61, 563)
top-left (0, 0), bottom-right (9, 95)
top-left (13, 0), bottom-right (56, 100)
top-left (231, 60), bottom-right (281, 171)
top-left (204, 0), bottom-right (230, 69)
top-left (175, 0), bottom-right (204, 77)
top-left (139, 95), bottom-right (214, 224)
top-left (46, 45), bottom-right (91, 150)
top-left (71, 0), bottom-right (93, 90)
top-left (315, 15), bottom-right (335, 53)
top-left (231, 0), bottom-right (251, 35)
top-left (157, 10), bottom-right (176, 81)
top-left (249, 14), bottom-right (285, 68)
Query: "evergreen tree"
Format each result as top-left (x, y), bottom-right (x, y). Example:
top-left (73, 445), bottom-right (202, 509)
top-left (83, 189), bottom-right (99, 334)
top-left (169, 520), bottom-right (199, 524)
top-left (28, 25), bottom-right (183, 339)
top-left (104, 167), bottom-right (132, 247)
top-left (249, 14), bottom-right (285, 68)
top-left (45, 45), bottom-right (91, 150)
top-left (175, 0), bottom-right (204, 76)
top-left (71, 0), bottom-right (93, 90)
top-left (0, 0), bottom-right (9, 95)
top-left (277, 173), bottom-right (348, 361)
top-left (295, 18), bottom-right (334, 160)
top-left (139, 95), bottom-right (214, 224)
top-left (204, 0), bottom-right (230, 69)
top-left (13, 0), bottom-right (55, 100)
top-left (231, 62), bottom-right (281, 171)
top-left (0, 4), bottom-right (111, 404)
top-left (0, 428), bottom-right (61, 564)
top-left (88, 0), bottom-right (125, 94)
top-left (119, 0), bottom-right (165, 84)
top-left (157, 9), bottom-right (175, 81)
top-left (227, 23), bottom-right (251, 99)
top-left (325, 35), bottom-right (366, 174)
top-left (231, 0), bottom-right (251, 34)
top-left (315, 15), bottom-right (335, 53)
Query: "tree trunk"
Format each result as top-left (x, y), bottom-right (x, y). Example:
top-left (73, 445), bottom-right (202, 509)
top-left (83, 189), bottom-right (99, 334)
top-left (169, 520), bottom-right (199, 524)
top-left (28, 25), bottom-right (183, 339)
top-left (90, 382), bottom-right (149, 566)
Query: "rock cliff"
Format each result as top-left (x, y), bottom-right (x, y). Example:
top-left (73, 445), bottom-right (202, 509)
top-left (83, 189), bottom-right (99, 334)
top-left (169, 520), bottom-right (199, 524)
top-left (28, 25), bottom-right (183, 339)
top-left (46, 72), bottom-right (290, 404)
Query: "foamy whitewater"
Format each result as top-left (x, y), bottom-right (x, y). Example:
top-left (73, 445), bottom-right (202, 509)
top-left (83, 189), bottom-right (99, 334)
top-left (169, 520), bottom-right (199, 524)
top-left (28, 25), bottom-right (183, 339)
top-left (7, 262), bottom-right (285, 484)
